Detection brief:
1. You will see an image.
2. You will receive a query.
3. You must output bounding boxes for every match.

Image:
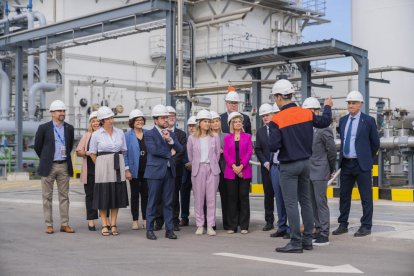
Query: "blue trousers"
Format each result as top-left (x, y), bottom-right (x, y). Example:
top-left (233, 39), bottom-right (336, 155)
top-left (146, 168), bottom-right (175, 231)
top-left (270, 164), bottom-right (289, 232)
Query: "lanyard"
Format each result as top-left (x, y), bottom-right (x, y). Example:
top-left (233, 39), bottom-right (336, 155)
top-left (54, 125), bottom-right (65, 145)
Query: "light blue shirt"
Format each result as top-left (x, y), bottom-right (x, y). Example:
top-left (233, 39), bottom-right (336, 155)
top-left (343, 111), bottom-right (361, 158)
top-left (53, 122), bottom-right (65, 161)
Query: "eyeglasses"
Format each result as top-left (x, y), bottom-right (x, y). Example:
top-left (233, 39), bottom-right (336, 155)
top-left (135, 118), bottom-right (145, 122)
top-left (347, 101), bottom-right (360, 105)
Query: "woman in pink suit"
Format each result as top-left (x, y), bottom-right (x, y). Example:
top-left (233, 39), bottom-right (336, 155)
top-left (223, 112), bottom-right (253, 234)
top-left (187, 110), bottom-right (221, 236)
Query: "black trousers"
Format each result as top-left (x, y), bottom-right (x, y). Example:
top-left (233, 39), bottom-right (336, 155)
top-left (129, 176), bottom-right (148, 221)
top-left (338, 158), bottom-right (373, 229)
top-left (156, 175), bottom-right (182, 226)
top-left (226, 178), bottom-right (251, 231)
top-left (84, 174), bottom-right (98, 220)
top-left (218, 172), bottom-right (230, 230)
top-left (261, 168), bottom-right (275, 224)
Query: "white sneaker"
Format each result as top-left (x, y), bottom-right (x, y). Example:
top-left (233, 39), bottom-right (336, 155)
top-left (207, 227), bottom-right (216, 236)
top-left (132, 220), bottom-right (139, 230)
top-left (227, 230), bottom-right (235, 234)
top-left (241, 230), bottom-right (249, 234)
top-left (195, 227), bottom-right (204, 235)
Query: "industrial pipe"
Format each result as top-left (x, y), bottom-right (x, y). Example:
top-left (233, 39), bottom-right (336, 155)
top-left (380, 136), bottom-right (414, 149)
top-left (0, 63), bottom-right (11, 120)
top-left (28, 82), bottom-right (60, 120)
top-left (177, 0), bottom-right (183, 90)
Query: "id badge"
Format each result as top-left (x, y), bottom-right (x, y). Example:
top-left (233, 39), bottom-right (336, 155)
top-left (61, 145), bottom-right (67, 158)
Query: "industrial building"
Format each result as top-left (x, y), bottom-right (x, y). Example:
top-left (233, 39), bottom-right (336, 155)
top-left (0, 0), bottom-right (413, 200)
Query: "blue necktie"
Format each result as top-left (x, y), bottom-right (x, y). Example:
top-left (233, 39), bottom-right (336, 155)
top-left (344, 117), bottom-right (355, 156)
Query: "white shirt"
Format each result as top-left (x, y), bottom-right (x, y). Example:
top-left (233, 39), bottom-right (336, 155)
top-left (343, 111), bottom-right (361, 158)
top-left (200, 137), bottom-right (210, 163)
top-left (89, 127), bottom-right (127, 154)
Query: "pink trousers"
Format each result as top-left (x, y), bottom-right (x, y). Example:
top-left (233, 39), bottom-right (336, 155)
top-left (192, 163), bottom-right (219, 227)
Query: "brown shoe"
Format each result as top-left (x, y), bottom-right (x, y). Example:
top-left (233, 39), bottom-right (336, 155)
top-left (60, 225), bottom-right (75, 233)
top-left (46, 226), bottom-right (54, 234)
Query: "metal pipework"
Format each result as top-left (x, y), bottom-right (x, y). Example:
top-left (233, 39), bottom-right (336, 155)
top-left (28, 82), bottom-right (60, 120)
top-left (0, 62), bottom-right (11, 120)
top-left (177, 0), bottom-right (183, 90)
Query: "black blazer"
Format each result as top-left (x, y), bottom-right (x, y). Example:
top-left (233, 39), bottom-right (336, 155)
top-left (173, 128), bottom-right (187, 177)
top-left (254, 125), bottom-right (272, 168)
top-left (34, 121), bottom-right (75, 177)
top-left (220, 112), bottom-right (252, 134)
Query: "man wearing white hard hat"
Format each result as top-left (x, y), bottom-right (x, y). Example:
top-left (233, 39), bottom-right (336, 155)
top-left (268, 79), bottom-right (333, 253)
top-left (254, 103), bottom-right (278, 232)
top-left (34, 100), bottom-right (75, 234)
top-left (179, 115), bottom-right (197, 226)
top-left (302, 97), bottom-right (336, 246)
top-left (220, 89), bottom-right (252, 134)
top-left (144, 105), bottom-right (183, 240)
top-left (332, 91), bottom-right (379, 237)
top-left (154, 106), bottom-right (187, 232)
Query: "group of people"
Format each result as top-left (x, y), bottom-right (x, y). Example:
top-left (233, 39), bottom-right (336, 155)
top-left (34, 79), bottom-right (379, 253)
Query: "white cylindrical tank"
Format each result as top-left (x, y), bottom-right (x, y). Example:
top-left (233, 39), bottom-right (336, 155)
top-left (352, 0), bottom-right (414, 110)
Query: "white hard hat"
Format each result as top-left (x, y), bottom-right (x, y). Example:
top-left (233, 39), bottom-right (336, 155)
top-left (259, 103), bottom-right (274, 116)
top-left (210, 111), bottom-right (220, 120)
top-left (302, 97), bottom-right (321, 109)
top-left (196, 109), bottom-right (212, 121)
top-left (49, 100), bottom-right (66, 111)
top-left (271, 79), bottom-right (294, 95)
top-left (346, 90), bottom-right (364, 102)
top-left (166, 106), bottom-right (176, 114)
top-left (227, 111), bottom-right (243, 125)
top-left (225, 91), bottom-right (241, 102)
top-left (88, 111), bottom-right (98, 122)
top-left (272, 103), bottom-right (280, 112)
top-left (97, 106), bottom-right (115, 120)
top-left (129, 109), bottom-right (144, 120)
top-left (187, 116), bottom-right (197, 125)
top-left (151, 104), bottom-right (170, 117)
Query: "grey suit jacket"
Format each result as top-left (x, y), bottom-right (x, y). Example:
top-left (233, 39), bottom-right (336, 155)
top-left (309, 127), bottom-right (337, 181)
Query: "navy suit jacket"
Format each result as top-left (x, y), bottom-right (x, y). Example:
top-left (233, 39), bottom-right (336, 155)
top-left (338, 112), bottom-right (380, 172)
top-left (143, 127), bottom-right (183, 180)
top-left (220, 112), bottom-right (252, 134)
top-left (254, 125), bottom-right (273, 167)
top-left (34, 121), bottom-right (74, 177)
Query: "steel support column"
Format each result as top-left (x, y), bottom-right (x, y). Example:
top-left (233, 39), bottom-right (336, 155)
top-left (378, 150), bottom-right (384, 187)
top-left (358, 57), bottom-right (369, 113)
top-left (165, 6), bottom-right (176, 106)
top-left (297, 61), bottom-right (311, 103)
top-left (14, 46), bottom-right (24, 171)
top-left (248, 68), bottom-right (261, 130)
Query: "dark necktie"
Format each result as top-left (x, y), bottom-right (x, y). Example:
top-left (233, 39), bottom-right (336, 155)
top-left (344, 117), bottom-right (355, 156)
top-left (266, 125), bottom-right (269, 137)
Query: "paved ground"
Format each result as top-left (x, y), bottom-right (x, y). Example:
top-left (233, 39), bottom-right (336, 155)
top-left (0, 179), bottom-right (413, 276)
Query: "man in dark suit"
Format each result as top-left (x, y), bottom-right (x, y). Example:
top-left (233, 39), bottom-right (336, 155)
top-left (145, 105), bottom-right (183, 240)
top-left (332, 91), bottom-right (380, 237)
top-left (34, 100), bottom-right (75, 234)
top-left (220, 91), bottom-right (252, 134)
top-left (154, 106), bottom-right (187, 231)
top-left (255, 103), bottom-right (276, 231)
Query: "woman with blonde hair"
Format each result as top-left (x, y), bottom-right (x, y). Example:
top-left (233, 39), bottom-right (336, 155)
top-left (76, 111), bottom-right (100, 231)
top-left (210, 111), bottom-right (229, 230)
top-left (223, 112), bottom-right (253, 234)
top-left (187, 110), bottom-right (221, 236)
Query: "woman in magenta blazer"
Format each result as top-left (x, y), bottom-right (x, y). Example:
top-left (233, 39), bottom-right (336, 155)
top-left (187, 110), bottom-right (221, 236)
top-left (223, 112), bottom-right (253, 234)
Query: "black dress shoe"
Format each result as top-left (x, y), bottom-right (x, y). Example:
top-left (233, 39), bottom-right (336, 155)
top-left (270, 230), bottom-right (287, 238)
top-left (263, 223), bottom-right (275, 231)
top-left (275, 242), bottom-right (303, 253)
top-left (173, 223), bottom-right (180, 232)
top-left (332, 226), bottom-right (348, 235)
top-left (165, 230), bottom-right (177, 239)
top-left (283, 233), bottom-right (291, 239)
top-left (154, 224), bottom-right (163, 231)
top-left (179, 219), bottom-right (189, 226)
top-left (146, 231), bottom-right (157, 240)
top-left (302, 243), bottom-right (313, 250)
top-left (354, 227), bottom-right (371, 237)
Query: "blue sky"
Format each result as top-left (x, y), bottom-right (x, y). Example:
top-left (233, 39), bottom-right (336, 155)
top-left (302, 0), bottom-right (352, 71)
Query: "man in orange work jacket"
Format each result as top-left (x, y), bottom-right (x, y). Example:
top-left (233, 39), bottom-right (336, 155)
top-left (268, 79), bottom-right (333, 253)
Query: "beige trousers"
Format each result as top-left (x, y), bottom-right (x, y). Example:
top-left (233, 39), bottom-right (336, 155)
top-left (41, 163), bottom-right (70, 226)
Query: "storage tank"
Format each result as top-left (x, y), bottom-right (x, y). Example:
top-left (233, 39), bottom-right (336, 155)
top-left (352, 0), bottom-right (414, 110)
